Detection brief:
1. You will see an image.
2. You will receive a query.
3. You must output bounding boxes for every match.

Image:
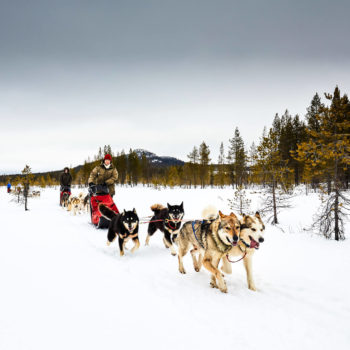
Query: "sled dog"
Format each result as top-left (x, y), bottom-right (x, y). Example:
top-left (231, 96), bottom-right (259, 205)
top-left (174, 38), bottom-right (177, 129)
top-left (177, 209), bottom-right (241, 293)
top-left (61, 192), bottom-right (70, 208)
top-left (99, 205), bottom-right (140, 257)
top-left (67, 196), bottom-right (81, 215)
top-left (145, 203), bottom-right (184, 256)
top-left (221, 212), bottom-right (265, 291)
top-left (83, 194), bottom-right (90, 212)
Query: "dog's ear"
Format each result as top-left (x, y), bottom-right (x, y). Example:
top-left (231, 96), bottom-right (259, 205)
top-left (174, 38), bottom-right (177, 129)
top-left (230, 212), bottom-right (238, 219)
top-left (255, 211), bottom-right (261, 219)
top-left (133, 208), bottom-right (137, 214)
top-left (218, 210), bottom-right (225, 218)
top-left (167, 203), bottom-right (171, 209)
top-left (123, 209), bottom-right (126, 215)
top-left (180, 201), bottom-right (184, 209)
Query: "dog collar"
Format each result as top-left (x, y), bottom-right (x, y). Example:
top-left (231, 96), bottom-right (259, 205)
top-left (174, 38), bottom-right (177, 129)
top-left (165, 219), bottom-right (181, 230)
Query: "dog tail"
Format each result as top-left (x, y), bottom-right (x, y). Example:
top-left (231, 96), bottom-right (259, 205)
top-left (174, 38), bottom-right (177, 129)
top-left (202, 205), bottom-right (218, 221)
top-left (99, 204), bottom-right (118, 220)
top-left (150, 204), bottom-right (165, 212)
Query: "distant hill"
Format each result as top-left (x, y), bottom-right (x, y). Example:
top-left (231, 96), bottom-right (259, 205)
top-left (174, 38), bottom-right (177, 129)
top-left (0, 149), bottom-right (185, 180)
top-left (133, 149), bottom-right (185, 166)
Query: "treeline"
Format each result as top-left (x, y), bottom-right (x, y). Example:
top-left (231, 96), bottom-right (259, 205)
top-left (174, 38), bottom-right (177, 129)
top-left (1, 86), bottom-right (349, 191)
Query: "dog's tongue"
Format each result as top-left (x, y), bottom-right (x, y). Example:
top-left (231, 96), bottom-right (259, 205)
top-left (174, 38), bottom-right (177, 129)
top-left (250, 238), bottom-right (259, 249)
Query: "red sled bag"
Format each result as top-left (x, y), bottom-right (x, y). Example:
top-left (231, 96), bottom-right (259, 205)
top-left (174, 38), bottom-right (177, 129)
top-left (89, 184), bottom-right (119, 228)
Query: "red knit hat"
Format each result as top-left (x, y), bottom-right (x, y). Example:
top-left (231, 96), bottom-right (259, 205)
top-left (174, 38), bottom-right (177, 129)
top-left (104, 154), bottom-right (112, 161)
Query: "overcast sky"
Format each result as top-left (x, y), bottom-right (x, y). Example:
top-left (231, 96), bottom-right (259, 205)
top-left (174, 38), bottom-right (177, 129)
top-left (1, 0), bottom-right (350, 173)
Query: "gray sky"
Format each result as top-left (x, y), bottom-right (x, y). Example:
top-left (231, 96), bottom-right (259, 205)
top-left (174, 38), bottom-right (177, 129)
top-left (1, 0), bottom-right (350, 173)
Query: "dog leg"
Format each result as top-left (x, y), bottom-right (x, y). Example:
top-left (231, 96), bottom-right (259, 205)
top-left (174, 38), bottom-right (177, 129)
top-left (164, 232), bottom-right (176, 256)
top-left (163, 237), bottom-right (169, 249)
top-left (177, 240), bottom-right (190, 274)
top-left (131, 238), bottom-right (140, 253)
top-left (118, 236), bottom-right (125, 257)
top-left (145, 222), bottom-right (157, 246)
top-left (107, 228), bottom-right (116, 244)
top-left (221, 255), bottom-right (232, 274)
top-left (197, 253), bottom-right (203, 271)
top-left (190, 248), bottom-right (201, 272)
top-left (203, 256), bottom-right (227, 293)
top-left (243, 255), bottom-right (256, 291)
top-left (210, 275), bottom-right (218, 289)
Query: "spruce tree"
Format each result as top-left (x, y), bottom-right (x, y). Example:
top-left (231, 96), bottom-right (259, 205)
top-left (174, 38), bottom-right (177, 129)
top-left (217, 142), bottom-right (226, 188)
top-left (187, 146), bottom-right (199, 188)
top-left (198, 142), bottom-right (211, 188)
top-left (227, 127), bottom-right (246, 188)
top-left (295, 87), bottom-right (350, 240)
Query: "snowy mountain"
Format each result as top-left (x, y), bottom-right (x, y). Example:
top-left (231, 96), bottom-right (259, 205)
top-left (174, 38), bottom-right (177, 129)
top-left (133, 148), bottom-right (185, 166)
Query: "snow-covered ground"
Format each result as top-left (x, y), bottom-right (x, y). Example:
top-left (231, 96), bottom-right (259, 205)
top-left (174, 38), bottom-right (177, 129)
top-left (0, 186), bottom-right (349, 350)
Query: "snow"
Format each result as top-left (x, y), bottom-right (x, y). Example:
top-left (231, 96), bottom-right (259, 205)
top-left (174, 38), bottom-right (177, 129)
top-left (0, 186), bottom-right (349, 350)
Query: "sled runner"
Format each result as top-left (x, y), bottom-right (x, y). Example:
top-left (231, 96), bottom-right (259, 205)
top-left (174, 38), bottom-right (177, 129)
top-left (89, 184), bottom-right (119, 228)
top-left (60, 185), bottom-right (71, 206)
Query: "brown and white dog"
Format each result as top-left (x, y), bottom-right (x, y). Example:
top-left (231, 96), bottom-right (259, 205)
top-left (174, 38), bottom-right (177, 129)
top-left (221, 212), bottom-right (265, 291)
top-left (67, 196), bottom-right (81, 215)
top-left (177, 209), bottom-right (241, 293)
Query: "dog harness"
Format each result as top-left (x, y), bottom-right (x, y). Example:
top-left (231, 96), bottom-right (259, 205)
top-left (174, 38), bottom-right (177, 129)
top-left (191, 221), bottom-right (205, 249)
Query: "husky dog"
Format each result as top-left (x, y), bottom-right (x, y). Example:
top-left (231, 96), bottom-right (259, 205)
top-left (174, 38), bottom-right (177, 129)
top-left (221, 212), bottom-right (265, 291)
top-left (67, 196), bottom-right (81, 215)
top-left (145, 203), bottom-right (184, 256)
top-left (177, 209), bottom-right (241, 293)
top-left (61, 192), bottom-right (70, 208)
top-left (83, 194), bottom-right (90, 213)
top-left (99, 205), bottom-right (140, 257)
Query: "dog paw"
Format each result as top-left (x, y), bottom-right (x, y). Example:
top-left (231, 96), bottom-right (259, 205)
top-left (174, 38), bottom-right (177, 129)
top-left (220, 287), bottom-right (228, 293)
top-left (248, 285), bottom-right (257, 291)
top-left (120, 251), bottom-right (125, 257)
top-left (210, 281), bottom-right (218, 289)
top-left (179, 268), bottom-right (186, 274)
top-left (195, 267), bottom-right (200, 272)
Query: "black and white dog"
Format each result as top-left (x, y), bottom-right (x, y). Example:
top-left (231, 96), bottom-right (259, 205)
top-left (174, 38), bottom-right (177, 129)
top-left (145, 202), bottom-right (184, 256)
top-left (99, 204), bottom-right (140, 257)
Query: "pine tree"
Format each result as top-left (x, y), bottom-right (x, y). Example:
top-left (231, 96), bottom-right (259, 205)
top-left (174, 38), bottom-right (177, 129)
top-left (253, 128), bottom-right (294, 224)
top-left (228, 185), bottom-right (251, 215)
top-left (294, 87), bottom-right (350, 240)
top-left (198, 142), bottom-right (211, 188)
top-left (167, 166), bottom-right (180, 187)
top-left (306, 93), bottom-right (323, 133)
top-left (128, 149), bottom-right (141, 186)
top-left (227, 127), bottom-right (246, 188)
top-left (187, 146), bottom-right (199, 188)
top-left (21, 165), bottom-right (33, 211)
top-left (217, 142), bottom-right (226, 188)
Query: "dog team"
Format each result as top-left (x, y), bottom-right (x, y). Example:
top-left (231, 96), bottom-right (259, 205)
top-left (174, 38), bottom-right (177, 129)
top-left (58, 157), bottom-right (266, 293)
top-left (99, 201), bottom-right (265, 294)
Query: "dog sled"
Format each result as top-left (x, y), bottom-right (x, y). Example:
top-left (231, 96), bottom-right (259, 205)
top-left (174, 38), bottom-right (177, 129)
top-left (89, 184), bottom-right (119, 228)
top-left (60, 185), bottom-right (71, 206)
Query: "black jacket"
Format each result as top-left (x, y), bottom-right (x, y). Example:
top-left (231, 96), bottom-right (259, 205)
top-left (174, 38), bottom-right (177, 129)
top-left (60, 168), bottom-right (72, 186)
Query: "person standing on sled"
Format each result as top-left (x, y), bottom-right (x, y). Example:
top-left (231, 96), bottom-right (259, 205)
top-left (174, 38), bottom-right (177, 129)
top-left (60, 167), bottom-right (72, 202)
top-left (7, 183), bottom-right (11, 193)
top-left (88, 154), bottom-right (118, 198)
